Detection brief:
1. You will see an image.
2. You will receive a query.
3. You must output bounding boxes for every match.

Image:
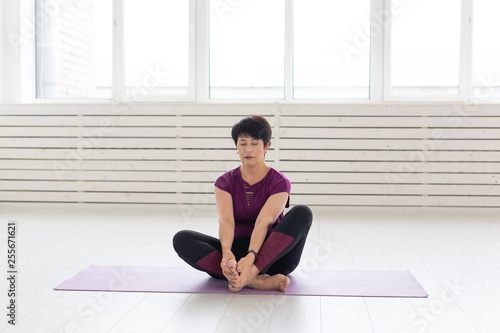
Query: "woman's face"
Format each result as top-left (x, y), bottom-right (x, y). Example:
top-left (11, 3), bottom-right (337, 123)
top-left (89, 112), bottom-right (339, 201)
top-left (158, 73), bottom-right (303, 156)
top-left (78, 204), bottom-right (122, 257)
top-left (236, 135), bottom-right (269, 166)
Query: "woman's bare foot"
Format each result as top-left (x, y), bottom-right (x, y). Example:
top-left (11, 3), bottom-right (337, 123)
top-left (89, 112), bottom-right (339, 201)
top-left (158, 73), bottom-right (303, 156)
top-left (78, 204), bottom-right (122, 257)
top-left (247, 274), bottom-right (290, 293)
top-left (228, 281), bottom-right (240, 292)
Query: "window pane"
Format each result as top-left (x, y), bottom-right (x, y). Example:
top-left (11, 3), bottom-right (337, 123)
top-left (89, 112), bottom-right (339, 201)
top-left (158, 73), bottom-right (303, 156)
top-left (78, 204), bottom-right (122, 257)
top-left (473, 0), bottom-right (500, 99)
top-left (390, 0), bottom-right (460, 96)
top-left (36, 0), bottom-right (112, 99)
top-left (124, 0), bottom-right (189, 97)
top-left (294, 0), bottom-right (370, 99)
top-left (209, 0), bottom-right (285, 99)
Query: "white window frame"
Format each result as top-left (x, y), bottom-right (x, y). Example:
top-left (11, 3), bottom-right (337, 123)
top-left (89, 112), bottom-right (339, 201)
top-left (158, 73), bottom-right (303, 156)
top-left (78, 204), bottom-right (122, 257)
top-left (195, 0), bottom-right (209, 103)
top-left (383, 0), bottom-right (473, 102)
top-left (24, 0), bottom-right (195, 104)
top-left (284, 0), bottom-right (293, 101)
top-left (370, 0), bottom-right (385, 103)
top-left (0, 0), bottom-right (3, 103)
top-left (203, 0), bottom-right (377, 104)
top-left (202, 0), bottom-right (290, 104)
top-left (2, 0), bottom-right (500, 104)
top-left (114, 0), bottom-right (196, 103)
top-left (1, 0), bottom-right (36, 103)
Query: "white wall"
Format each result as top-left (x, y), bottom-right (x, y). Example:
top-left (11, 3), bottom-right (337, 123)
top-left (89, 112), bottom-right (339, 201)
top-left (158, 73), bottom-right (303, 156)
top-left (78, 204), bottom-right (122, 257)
top-left (0, 2), bottom-right (498, 208)
top-left (1, 102), bottom-right (499, 208)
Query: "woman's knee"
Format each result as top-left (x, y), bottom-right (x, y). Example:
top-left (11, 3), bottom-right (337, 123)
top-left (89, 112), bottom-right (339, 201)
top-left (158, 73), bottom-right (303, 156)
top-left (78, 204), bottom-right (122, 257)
top-left (288, 205), bottom-right (313, 225)
top-left (273, 205), bottom-right (313, 238)
top-left (172, 230), bottom-right (192, 253)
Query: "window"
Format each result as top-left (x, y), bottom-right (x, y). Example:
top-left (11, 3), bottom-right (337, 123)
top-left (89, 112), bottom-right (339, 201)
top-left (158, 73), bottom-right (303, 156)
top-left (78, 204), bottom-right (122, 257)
top-left (389, 0), bottom-right (461, 96)
top-left (35, 0), bottom-right (112, 99)
top-left (293, 0), bottom-right (371, 99)
top-left (472, 0), bottom-right (500, 99)
top-left (123, 0), bottom-right (190, 99)
top-left (17, 0), bottom-right (500, 102)
top-left (209, 0), bottom-right (285, 99)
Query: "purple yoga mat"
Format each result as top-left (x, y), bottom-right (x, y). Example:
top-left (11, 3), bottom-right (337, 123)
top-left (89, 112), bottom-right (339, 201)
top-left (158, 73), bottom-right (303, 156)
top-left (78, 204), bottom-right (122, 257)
top-left (54, 265), bottom-right (428, 297)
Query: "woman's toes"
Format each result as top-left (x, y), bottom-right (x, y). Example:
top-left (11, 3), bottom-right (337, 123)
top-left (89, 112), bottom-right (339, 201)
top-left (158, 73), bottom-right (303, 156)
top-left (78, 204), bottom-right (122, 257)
top-left (228, 281), bottom-right (241, 293)
top-left (279, 276), bottom-right (290, 293)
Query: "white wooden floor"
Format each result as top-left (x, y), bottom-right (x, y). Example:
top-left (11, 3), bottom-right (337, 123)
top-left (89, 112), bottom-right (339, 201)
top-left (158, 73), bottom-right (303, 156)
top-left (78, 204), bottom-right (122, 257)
top-left (0, 203), bottom-right (499, 333)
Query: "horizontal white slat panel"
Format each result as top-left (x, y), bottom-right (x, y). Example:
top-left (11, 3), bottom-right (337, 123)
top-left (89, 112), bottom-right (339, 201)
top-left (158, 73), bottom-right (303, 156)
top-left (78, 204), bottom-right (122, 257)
top-left (279, 139), bottom-right (500, 150)
top-left (3, 181), bottom-right (497, 196)
top-left (2, 170), bottom-right (499, 185)
top-left (0, 159), bottom-right (244, 171)
top-left (0, 127), bottom-right (500, 141)
top-left (279, 128), bottom-right (500, 139)
top-left (0, 138), bottom-right (234, 149)
top-left (286, 172), bottom-right (500, 184)
top-left (2, 103), bottom-right (498, 118)
top-left (0, 104), bottom-right (278, 116)
top-left (281, 104), bottom-right (500, 116)
top-left (2, 191), bottom-right (498, 207)
top-left (0, 148), bottom-right (259, 161)
top-left (291, 195), bottom-right (500, 207)
top-left (4, 115), bottom-right (499, 128)
top-left (1, 148), bottom-right (494, 162)
top-left (3, 159), bottom-right (497, 173)
top-left (1, 103), bottom-right (499, 207)
top-left (4, 103), bottom-right (500, 116)
top-left (280, 150), bottom-right (500, 162)
top-left (280, 116), bottom-right (500, 128)
top-left (0, 191), bottom-right (216, 204)
top-left (0, 180), bottom-right (215, 193)
top-left (4, 137), bottom-right (499, 151)
top-left (0, 170), bottom-right (222, 182)
top-left (0, 116), bottom-right (241, 127)
top-left (279, 161), bottom-right (500, 173)
top-left (0, 127), bottom-right (231, 138)
top-left (292, 183), bottom-right (500, 196)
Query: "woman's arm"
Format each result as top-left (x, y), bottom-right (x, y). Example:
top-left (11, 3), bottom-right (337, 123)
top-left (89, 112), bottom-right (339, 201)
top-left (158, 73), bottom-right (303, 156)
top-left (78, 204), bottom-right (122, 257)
top-left (214, 186), bottom-right (236, 279)
top-left (248, 191), bottom-right (289, 255)
top-left (232, 191), bottom-right (289, 289)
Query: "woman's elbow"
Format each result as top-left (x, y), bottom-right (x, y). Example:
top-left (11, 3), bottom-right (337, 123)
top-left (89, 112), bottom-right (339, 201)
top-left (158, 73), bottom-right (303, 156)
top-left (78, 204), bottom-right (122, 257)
top-left (219, 218), bottom-right (234, 228)
top-left (256, 218), bottom-right (275, 229)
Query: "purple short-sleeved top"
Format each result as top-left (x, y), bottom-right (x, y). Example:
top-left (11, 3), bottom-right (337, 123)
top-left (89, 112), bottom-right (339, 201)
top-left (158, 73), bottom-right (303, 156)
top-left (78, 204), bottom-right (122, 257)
top-left (214, 166), bottom-right (291, 239)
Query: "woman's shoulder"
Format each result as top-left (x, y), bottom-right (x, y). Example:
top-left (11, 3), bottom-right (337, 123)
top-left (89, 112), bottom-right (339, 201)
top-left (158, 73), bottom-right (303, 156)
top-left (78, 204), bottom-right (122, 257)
top-left (267, 167), bottom-right (291, 189)
top-left (214, 166), bottom-right (240, 190)
top-left (268, 167), bottom-right (289, 181)
top-left (218, 166), bottom-right (240, 180)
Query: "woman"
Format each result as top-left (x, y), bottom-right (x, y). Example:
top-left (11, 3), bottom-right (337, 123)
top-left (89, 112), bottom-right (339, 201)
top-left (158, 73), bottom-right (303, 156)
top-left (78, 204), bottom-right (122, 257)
top-left (173, 115), bottom-right (313, 292)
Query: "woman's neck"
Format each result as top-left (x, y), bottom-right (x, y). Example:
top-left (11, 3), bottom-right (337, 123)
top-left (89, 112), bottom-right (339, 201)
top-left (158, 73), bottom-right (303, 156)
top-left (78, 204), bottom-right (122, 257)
top-left (240, 163), bottom-right (270, 186)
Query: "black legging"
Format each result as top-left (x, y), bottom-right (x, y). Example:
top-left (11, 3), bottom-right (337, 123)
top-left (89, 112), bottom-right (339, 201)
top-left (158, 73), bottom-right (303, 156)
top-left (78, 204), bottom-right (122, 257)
top-left (172, 205), bottom-right (313, 279)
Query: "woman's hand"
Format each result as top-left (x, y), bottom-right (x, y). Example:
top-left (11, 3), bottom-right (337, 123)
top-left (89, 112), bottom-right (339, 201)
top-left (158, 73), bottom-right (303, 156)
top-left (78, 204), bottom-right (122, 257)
top-left (221, 251), bottom-right (238, 281)
top-left (229, 254), bottom-right (260, 291)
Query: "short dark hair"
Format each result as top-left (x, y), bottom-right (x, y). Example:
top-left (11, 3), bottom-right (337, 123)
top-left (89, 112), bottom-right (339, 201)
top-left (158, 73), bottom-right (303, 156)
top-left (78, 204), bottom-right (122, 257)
top-left (231, 115), bottom-right (272, 147)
